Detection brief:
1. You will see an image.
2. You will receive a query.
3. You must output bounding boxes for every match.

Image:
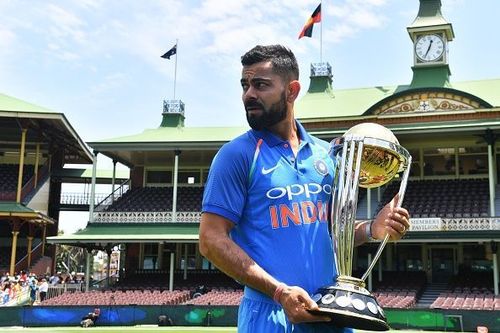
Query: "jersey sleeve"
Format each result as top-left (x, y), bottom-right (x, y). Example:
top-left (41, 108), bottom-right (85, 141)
top-left (202, 136), bottom-right (252, 225)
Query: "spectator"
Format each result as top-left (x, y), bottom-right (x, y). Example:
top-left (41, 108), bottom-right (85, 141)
top-left (39, 278), bottom-right (49, 302)
top-left (29, 278), bottom-right (38, 305)
top-left (0, 273), bottom-right (9, 284)
top-left (19, 271), bottom-right (28, 284)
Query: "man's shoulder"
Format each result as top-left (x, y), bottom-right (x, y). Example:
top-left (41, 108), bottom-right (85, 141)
top-left (218, 130), bottom-right (258, 156)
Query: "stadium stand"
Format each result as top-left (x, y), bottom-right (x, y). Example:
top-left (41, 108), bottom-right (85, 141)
top-left (184, 288), bottom-right (243, 306)
top-left (41, 289), bottom-right (190, 306)
top-left (106, 186), bottom-right (203, 212)
top-left (430, 271), bottom-right (497, 310)
top-left (376, 179), bottom-right (489, 218)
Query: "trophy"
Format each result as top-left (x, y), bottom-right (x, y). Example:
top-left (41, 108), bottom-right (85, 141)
top-left (309, 122), bottom-right (411, 331)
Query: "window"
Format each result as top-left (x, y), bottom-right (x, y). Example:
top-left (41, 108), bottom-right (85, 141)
top-left (143, 243), bottom-right (159, 270)
top-left (178, 170), bottom-right (200, 184)
top-left (423, 147), bottom-right (455, 176)
top-left (146, 170), bottom-right (172, 184)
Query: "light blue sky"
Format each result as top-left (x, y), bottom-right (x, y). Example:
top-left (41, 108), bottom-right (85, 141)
top-left (1, 0), bottom-right (499, 233)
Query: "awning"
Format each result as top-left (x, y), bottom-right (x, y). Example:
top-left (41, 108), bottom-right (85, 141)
top-left (46, 223), bottom-right (200, 247)
top-left (0, 202), bottom-right (55, 225)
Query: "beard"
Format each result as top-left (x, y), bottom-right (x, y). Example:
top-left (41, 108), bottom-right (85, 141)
top-left (245, 92), bottom-right (287, 131)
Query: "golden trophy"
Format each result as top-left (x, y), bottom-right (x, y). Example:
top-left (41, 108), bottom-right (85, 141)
top-left (309, 123), bottom-right (411, 330)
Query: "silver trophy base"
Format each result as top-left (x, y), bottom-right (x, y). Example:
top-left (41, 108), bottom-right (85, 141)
top-left (309, 277), bottom-right (390, 331)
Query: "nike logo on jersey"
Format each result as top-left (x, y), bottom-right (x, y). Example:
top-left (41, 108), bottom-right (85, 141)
top-left (261, 164), bottom-right (280, 175)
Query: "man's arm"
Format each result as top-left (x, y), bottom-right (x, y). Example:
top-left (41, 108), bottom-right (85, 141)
top-left (199, 212), bottom-right (330, 324)
top-left (199, 212), bottom-right (278, 297)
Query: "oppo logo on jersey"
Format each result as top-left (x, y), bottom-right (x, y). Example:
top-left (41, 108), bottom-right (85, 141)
top-left (266, 183), bottom-right (332, 201)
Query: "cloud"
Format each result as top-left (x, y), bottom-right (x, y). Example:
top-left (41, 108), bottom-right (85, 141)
top-left (0, 27), bottom-right (16, 50)
top-left (90, 72), bottom-right (129, 95)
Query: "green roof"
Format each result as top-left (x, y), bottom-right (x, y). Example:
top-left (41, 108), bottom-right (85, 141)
top-left (47, 223), bottom-right (199, 245)
top-left (90, 126), bottom-right (248, 144)
top-left (0, 202), bottom-right (55, 224)
top-left (296, 77), bottom-right (500, 121)
top-left (0, 93), bottom-right (54, 114)
top-left (0, 202), bottom-right (36, 214)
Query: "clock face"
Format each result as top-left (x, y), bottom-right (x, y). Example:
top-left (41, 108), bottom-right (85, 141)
top-left (415, 34), bottom-right (445, 62)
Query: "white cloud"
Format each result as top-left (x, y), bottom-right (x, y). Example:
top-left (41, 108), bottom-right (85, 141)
top-left (45, 4), bottom-right (87, 43)
top-left (90, 72), bottom-right (129, 94)
top-left (0, 27), bottom-right (15, 50)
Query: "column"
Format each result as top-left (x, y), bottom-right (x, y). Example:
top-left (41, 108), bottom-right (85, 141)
top-left (88, 151), bottom-right (98, 223)
top-left (172, 150), bottom-right (181, 222)
top-left (27, 236), bottom-right (34, 267)
top-left (488, 144), bottom-right (495, 216)
top-left (169, 252), bottom-right (175, 291)
top-left (183, 244), bottom-right (188, 280)
top-left (16, 129), bottom-right (27, 203)
top-left (34, 143), bottom-right (40, 188)
top-left (493, 242), bottom-right (499, 295)
top-left (10, 227), bottom-right (20, 276)
top-left (106, 247), bottom-right (112, 288)
top-left (85, 248), bottom-right (92, 292)
top-left (419, 148), bottom-right (424, 179)
top-left (41, 224), bottom-right (47, 256)
top-left (111, 160), bottom-right (117, 203)
top-left (158, 243), bottom-right (164, 270)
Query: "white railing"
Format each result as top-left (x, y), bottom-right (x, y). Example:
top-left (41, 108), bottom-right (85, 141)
top-left (409, 217), bottom-right (500, 231)
top-left (46, 283), bottom-right (83, 300)
top-left (93, 211), bottom-right (201, 223)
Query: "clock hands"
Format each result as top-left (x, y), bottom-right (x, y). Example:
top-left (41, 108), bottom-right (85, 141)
top-left (424, 39), bottom-right (434, 58)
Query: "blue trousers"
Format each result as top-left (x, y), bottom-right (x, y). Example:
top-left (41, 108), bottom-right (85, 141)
top-left (238, 290), bottom-right (352, 333)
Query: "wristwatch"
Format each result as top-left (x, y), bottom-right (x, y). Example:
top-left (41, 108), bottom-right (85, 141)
top-left (365, 221), bottom-right (376, 242)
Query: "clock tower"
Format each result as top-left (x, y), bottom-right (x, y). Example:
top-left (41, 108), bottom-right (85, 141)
top-left (407, 0), bottom-right (454, 87)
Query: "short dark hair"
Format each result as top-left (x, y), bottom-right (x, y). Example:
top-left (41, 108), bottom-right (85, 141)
top-left (241, 45), bottom-right (299, 82)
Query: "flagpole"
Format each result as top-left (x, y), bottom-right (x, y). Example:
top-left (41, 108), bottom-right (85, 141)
top-left (320, 1), bottom-right (323, 62)
top-left (174, 39), bottom-right (178, 99)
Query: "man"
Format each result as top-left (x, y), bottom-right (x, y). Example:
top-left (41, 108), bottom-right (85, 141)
top-left (199, 45), bottom-right (410, 332)
top-left (39, 278), bottom-right (49, 302)
top-left (29, 276), bottom-right (38, 305)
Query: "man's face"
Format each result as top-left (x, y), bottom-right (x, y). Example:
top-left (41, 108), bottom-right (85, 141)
top-left (240, 61), bottom-right (288, 130)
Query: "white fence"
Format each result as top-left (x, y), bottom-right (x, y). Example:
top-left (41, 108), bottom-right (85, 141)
top-left (93, 211), bottom-right (201, 223)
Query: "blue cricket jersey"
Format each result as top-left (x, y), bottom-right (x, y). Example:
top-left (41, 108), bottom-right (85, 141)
top-left (202, 121), bottom-right (338, 295)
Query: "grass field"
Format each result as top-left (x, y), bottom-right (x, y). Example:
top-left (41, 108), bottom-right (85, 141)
top-left (0, 328), bottom-right (458, 333)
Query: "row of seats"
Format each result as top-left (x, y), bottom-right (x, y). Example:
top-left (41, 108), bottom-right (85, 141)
top-left (373, 291), bottom-right (417, 309)
top-left (0, 247), bottom-right (28, 270)
top-left (107, 187), bottom-right (204, 212)
top-left (371, 271), bottom-right (427, 295)
top-left (377, 179), bottom-right (489, 218)
top-left (0, 164), bottom-right (35, 192)
top-left (431, 293), bottom-right (500, 310)
top-left (101, 179), bottom-right (491, 218)
top-left (41, 289), bottom-right (191, 306)
top-left (185, 289), bottom-right (244, 306)
top-left (114, 270), bottom-right (241, 290)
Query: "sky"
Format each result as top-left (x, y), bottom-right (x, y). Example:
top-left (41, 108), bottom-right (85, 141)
top-left (1, 0), bottom-right (500, 233)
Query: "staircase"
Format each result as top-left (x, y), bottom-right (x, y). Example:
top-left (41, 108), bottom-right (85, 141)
top-left (30, 256), bottom-right (52, 276)
top-left (415, 283), bottom-right (447, 308)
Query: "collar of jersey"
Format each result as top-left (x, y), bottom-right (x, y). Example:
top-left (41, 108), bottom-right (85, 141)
top-left (250, 120), bottom-right (314, 147)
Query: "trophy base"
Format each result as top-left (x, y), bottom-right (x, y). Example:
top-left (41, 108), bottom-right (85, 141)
top-left (309, 277), bottom-right (390, 331)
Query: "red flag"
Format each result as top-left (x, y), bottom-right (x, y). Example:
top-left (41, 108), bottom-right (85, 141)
top-left (298, 3), bottom-right (321, 39)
